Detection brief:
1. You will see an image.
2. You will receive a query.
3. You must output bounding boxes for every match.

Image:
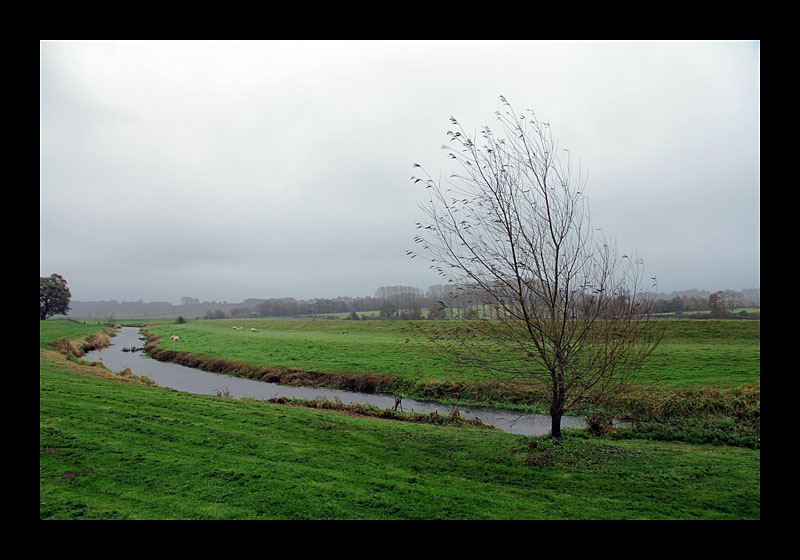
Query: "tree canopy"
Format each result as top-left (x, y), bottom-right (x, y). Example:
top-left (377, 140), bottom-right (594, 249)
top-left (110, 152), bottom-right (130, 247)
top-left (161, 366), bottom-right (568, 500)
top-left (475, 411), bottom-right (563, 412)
top-left (40, 273), bottom-right (72, 320)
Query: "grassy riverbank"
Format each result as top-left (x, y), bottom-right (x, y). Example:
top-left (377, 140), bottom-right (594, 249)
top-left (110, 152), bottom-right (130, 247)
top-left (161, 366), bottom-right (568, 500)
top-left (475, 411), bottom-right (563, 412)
top-left (144, 318), bottom-right (760, 390)
top-left (39, 319), bottom-right (116, 351)
top-left (140, 318), bottom-right (760, 432)
top-left (39, 327), bottom-right (759, 519)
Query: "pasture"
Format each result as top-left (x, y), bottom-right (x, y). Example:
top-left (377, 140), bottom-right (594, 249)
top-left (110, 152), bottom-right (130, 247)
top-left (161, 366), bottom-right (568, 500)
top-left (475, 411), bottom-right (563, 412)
top-left (40, 318), bottom-right (761, 519)
top-left (144, 318), bottom-right (760, 395)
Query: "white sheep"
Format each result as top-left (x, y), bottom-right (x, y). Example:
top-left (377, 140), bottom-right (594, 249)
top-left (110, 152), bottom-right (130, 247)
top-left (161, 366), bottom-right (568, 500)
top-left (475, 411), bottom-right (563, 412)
top-left (171, 335), bottom-right (180, 341)
top-left (250, 328), bottom-right (259, 332)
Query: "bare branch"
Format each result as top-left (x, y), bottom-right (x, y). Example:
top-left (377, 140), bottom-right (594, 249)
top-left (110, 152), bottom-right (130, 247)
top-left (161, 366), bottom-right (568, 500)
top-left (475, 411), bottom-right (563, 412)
top-left (412, 97), bottom-right (664, 439)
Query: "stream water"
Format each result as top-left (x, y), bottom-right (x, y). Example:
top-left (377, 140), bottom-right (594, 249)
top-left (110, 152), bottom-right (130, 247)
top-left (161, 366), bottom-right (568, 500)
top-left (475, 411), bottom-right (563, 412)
top-left (81, 326), bottom-right (587, 436)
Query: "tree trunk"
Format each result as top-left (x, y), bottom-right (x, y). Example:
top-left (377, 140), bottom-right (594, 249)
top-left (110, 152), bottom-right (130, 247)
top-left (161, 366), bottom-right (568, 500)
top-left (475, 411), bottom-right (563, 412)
top-left (551, 374), bottom-right (566, 440)
top-left (550, 413), bottom-right (563, 440)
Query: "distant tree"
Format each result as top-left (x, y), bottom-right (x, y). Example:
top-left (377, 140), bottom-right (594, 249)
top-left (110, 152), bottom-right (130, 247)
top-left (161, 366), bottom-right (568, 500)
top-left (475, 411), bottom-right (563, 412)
top-left (176, 316), bottom-right (186, 324)
top-left (410, 97), bottom-right (664, 439)
top-left (404, 301), bottom-right (423, 320)
top-left (282, 300), bottom-right (300, 317)
top-left (40, 273), bottom-right (72, 320)
top-left (708, 292), bottom-right (726, 317)
top-left (427, 304), bottom-right (446, 320)
top-left (379, 301), bottom-right (398, 319)
top-left (669, 296), bottom-right (684, 313)
top-left (683, 296), bottom-right (707, 312)
top-left (720, 290), bottom-right (743, 314)
top-left (709, 290), bottom-right (741, 317)
top-left (204, 309), bottom-right (226, 320)
top-left (230, 307), bottom-right (255, 318)
top-left (256, 300), bottom-right (277, 317)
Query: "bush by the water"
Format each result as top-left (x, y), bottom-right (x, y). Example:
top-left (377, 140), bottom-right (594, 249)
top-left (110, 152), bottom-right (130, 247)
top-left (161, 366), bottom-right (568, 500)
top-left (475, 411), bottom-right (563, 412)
top-left (611, 416), bottom-right (759, 449)
top-left (603, 384), bottom-right (760, 449)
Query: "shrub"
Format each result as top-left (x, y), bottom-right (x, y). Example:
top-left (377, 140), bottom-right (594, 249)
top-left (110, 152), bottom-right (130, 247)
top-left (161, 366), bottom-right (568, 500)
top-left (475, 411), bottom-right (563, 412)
top-left (611, 417), bottom-right (760, 449)
top-left (586, 412), bottom-right (614, 436)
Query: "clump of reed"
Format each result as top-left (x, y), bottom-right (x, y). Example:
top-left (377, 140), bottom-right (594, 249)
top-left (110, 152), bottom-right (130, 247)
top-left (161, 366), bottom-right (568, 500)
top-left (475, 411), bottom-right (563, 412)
top-left (266, 396), bottom-right (495, 430)
top-left (49, 338), bottom-right (82, 357)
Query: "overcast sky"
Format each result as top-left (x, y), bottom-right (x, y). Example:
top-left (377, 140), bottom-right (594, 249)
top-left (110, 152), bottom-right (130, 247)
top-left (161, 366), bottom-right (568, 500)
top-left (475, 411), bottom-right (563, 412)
top-left (40, 40), bottom-right (759, 303)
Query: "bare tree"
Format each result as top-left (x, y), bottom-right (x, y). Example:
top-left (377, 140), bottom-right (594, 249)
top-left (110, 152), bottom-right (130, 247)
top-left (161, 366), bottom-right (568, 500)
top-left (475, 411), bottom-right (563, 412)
top-left (410, 96), bottom-right (664, 439)
top-left (720, 290), bottom-right (744, 315)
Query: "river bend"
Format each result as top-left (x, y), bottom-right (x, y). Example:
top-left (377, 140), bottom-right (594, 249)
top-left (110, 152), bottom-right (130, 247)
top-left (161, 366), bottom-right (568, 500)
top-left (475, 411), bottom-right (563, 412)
top-left (82, 327), bottom-right (586, 436)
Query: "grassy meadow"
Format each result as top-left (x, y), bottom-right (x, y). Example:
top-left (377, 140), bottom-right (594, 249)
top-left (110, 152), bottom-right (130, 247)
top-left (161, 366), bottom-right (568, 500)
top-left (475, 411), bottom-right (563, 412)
top-left (40, 318), bottom-right (760, 519)
top-left (142, 318), bottom-right (760, 404)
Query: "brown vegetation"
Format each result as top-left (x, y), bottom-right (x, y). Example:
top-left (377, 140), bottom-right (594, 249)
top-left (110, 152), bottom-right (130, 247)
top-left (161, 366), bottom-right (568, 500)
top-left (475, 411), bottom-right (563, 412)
top-left (49, 338), bottom-right (83, 357)
top-left (142, 331), bottom-right (397, 394)
top-left (49, 330), bottom-right (113, 358)
top-left (267, 395), bottom-right (494, 430)
top-left (606, 383), bottom-right (761, 423)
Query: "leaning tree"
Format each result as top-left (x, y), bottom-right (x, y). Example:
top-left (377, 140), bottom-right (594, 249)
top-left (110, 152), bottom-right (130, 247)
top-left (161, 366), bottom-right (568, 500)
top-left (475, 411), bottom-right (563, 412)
top-left (409, 96), bottom-right (664, 439)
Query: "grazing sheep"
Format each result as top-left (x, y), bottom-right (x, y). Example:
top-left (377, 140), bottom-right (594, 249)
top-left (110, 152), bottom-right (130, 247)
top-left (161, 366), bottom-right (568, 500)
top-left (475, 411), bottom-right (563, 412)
top-left (250, 328), bottom-right (259, 332)
top-left (171, 335), bottom-right (180, 341)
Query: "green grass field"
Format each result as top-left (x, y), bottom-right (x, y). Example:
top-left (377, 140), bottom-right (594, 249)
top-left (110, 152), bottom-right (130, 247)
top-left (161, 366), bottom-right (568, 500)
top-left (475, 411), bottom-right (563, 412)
top-left (145, 318), bottom-right (760, 392)
top-left (40, 327), bottom-right (760, 519)
top-left (635, 320), bottom-right (760, 387)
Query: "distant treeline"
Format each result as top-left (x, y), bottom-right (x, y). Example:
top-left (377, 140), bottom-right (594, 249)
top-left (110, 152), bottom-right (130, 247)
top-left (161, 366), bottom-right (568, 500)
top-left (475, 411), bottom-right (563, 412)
top-left (650, 290), bottom-right (760, 318)
top-left (197, 286), bottom-right (460, 320)
top-left (66, 285), bottom-right (759, 321)
top-left (66, 286), bottom-right (437, 320)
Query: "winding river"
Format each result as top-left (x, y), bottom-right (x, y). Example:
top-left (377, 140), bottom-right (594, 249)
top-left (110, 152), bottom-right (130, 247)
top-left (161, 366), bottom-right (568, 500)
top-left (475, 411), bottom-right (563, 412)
top-left (81, 326), bottom-right (587, 436)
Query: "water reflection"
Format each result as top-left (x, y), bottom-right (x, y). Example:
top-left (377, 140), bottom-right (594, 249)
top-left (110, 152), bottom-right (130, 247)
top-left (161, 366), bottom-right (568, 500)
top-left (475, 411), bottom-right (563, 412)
top-left (82, 327), bottom-right (586, 436)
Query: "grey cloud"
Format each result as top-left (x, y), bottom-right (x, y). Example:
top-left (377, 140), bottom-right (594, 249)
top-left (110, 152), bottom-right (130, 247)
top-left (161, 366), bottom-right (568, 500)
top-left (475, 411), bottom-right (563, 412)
top-left (40, 40), bottom-right (759, 303)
